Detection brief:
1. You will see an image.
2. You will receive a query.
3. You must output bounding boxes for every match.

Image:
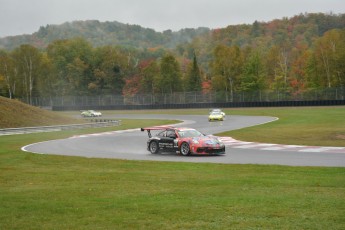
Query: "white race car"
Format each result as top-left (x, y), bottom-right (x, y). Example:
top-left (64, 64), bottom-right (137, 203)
top-left (81, 110), bottom-right (102, 117)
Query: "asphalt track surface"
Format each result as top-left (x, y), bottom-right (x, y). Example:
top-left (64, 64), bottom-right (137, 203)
top-left (23, 114), bottom-right (345, 167)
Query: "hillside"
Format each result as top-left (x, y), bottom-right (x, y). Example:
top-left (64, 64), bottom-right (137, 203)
top-left (0, 97), bottom-right (81, 128)
top-left (0, 20), bottom-right (210, 50)
top-left (0, 13), bottom-right (344, 51)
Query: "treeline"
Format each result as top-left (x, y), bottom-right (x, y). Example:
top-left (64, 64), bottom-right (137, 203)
top-left (0, 20), bottom-right (210, 50)
top-left (0, 13), bottom-right (344, 103)
top-left (0, 38), bottom-right (204, 102)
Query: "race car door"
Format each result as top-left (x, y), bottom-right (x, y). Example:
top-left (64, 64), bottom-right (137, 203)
top-left (158, 130), bottom-right (177, 152)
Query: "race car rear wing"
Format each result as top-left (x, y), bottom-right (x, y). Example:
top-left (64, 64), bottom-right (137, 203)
top-left (141, 125), bottom-right (174, 138)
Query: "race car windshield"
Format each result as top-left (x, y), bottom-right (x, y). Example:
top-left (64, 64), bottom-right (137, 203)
top-left (177, 129), bottom-right (203, 138)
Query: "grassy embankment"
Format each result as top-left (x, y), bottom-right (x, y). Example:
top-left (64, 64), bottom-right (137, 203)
top-left (0, 97), bottom-right (84, 128)
top-left (0, 97), bottom-right (344, 229)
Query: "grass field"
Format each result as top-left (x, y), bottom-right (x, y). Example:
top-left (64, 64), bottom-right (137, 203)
top-left (1, 107), bottom-right (345, 229)
top-left (222, 106), bottom-right (345, 147)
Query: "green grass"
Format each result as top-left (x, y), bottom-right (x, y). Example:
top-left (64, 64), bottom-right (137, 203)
top-left (1, 153), bottom-right (344, 229)
top-left (1, 107), bottom-right (345, 229)
top-left (221, 107), bottom-right (345, 147)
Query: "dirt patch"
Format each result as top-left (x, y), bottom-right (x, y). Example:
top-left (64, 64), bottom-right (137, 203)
top-left (335, 134), bottom-right (345, 140)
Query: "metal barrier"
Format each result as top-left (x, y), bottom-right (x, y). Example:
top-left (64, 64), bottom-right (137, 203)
top-left (0, 120), bottom-right (121, 136)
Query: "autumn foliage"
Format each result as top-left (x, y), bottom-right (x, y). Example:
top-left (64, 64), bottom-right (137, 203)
top-left (0, 13), bottom-right (344, 101)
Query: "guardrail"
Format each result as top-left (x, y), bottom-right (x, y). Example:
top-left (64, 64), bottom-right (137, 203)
top-left (0, 120), bottom-right (121, 136)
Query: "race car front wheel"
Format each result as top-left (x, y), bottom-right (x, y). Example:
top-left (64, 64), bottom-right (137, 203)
top-left (180, 142), bottom-right (190, 156)
top-left (149, 141), bottom-right (159, 154)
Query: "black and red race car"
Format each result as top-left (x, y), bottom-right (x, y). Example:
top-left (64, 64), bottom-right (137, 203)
top-left (141, 126), bottom-right (225, 156)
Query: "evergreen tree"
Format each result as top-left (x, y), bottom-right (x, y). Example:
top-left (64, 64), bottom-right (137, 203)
top-left (186, 52), bottom-right (202, 91)
top-left (112, 65), bottom-right (125, 94)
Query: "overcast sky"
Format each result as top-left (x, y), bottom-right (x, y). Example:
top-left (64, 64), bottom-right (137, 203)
top-left (1, 0), bottom-right (344, 38)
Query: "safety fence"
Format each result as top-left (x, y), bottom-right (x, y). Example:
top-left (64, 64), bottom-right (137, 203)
top-left (21, 87), bottom-right (344, 107)
top-left (51, 99), bottom-right (345, 111)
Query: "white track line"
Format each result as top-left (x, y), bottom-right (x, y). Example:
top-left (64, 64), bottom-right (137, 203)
top-left (217, 136), bottom-right (345, 153)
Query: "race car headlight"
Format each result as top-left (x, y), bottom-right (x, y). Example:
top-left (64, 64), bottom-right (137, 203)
top-left (217, 139), bottom-right (224, 145)
top-left (192, 139), bottom-right (199, 144)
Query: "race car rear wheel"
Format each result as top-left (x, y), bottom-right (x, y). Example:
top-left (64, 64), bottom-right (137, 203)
top-left (149, 141), bottom-right (159, 154)
top-left (180, 142), bottom-right (190, 156)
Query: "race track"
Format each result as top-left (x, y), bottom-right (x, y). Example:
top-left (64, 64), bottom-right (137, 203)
top-left (22, 114), bottom-right (345, 167)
